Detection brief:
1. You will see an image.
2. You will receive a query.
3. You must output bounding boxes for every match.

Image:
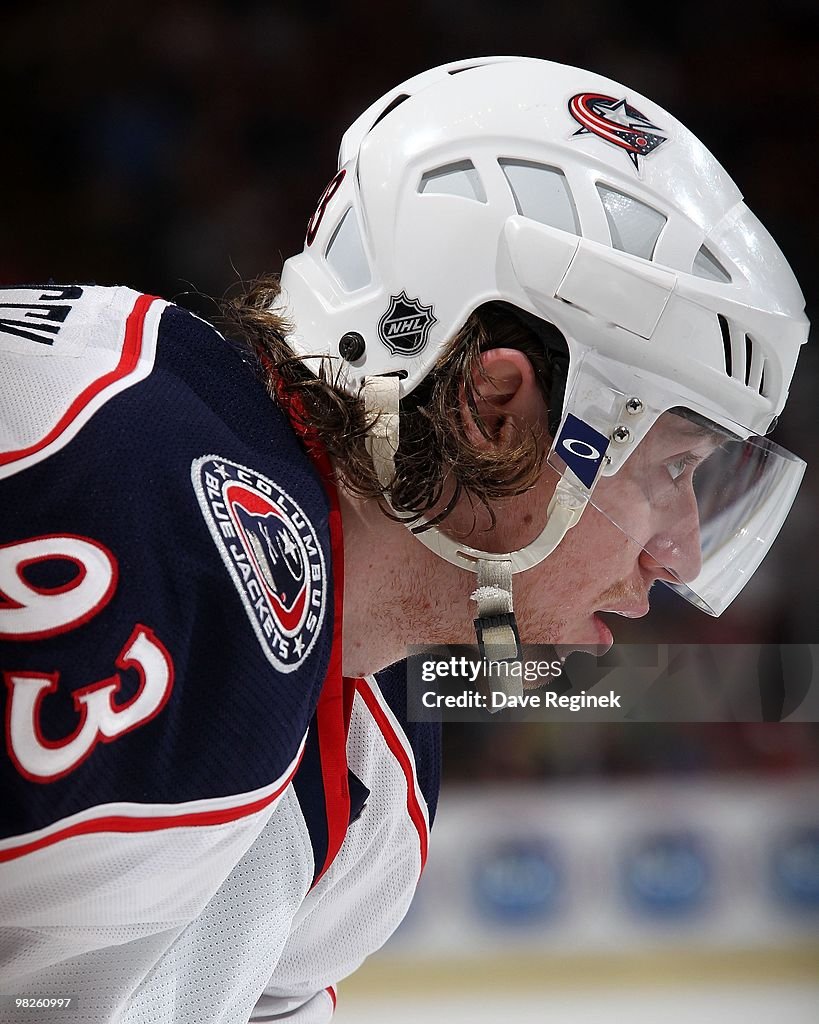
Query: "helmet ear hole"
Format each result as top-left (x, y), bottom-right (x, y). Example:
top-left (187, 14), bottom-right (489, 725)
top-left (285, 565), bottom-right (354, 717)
top-left (472, 302), bottom-right (570, 440)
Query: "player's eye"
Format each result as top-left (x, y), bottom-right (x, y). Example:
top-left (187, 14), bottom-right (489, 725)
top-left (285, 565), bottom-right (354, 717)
top-left (665, 452), bottom-right (700, 482)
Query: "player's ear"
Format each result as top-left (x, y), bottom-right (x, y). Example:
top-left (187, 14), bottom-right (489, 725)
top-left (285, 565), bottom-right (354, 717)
top-left (461, 347), bottom-right (549, 449)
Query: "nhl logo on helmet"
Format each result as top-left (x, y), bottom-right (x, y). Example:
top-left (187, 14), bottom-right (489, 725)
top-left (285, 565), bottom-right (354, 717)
top-left (192, 456), bottom-right (327, 673)
top-left (377, 291), bottom-right (437, 357)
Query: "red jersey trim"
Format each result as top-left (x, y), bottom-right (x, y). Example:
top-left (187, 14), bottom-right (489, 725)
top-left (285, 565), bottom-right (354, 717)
top-left (0, 736), bottom-right (306, 863)
top-left (286, 400), bottom-right (350, 886)
top-left (0, 292), bottom-right (162, 469)
top-left (355, 677), bottom-right (430, 870)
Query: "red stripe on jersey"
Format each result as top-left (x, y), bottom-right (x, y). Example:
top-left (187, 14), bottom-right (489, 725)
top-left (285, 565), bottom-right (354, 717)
top-left (288, 400), bottom-right (350, 885)
top-left (355, 679), bottom-right (429, 870)
top-left (0, 292), bottom-right (161, 469)
top-left (0, 744), bottom-right (304, 863)
top-left (325, 986), bottom-right (337, 1009)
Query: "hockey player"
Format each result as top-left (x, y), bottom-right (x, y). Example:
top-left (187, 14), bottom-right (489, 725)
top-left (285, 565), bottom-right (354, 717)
top-left (0, 58), bottom-right (808, 1022)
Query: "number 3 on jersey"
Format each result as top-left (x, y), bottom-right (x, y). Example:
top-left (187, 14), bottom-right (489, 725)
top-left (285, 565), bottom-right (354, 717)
top-left (1, 535), bottom-right (174, 783)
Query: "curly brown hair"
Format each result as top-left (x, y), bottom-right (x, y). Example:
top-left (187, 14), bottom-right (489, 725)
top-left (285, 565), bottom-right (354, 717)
top-left (221, 275), bottom-right (568, 530)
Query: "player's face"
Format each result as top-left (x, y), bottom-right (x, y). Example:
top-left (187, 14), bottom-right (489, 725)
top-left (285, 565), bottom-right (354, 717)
top-left (508, 411), bottom-right (721, 651)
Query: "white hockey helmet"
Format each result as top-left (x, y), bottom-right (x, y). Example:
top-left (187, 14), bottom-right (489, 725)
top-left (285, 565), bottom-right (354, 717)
top-left (281, 57), bottom-right (808, 649)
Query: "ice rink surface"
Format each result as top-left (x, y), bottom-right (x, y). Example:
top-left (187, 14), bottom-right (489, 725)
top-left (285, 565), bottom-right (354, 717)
top-left (335, 982), bottom-right (819, 1023)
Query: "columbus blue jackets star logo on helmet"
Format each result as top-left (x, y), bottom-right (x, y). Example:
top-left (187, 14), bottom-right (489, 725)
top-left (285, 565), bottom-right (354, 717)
top-left (192, 456), bottom-right (327, 673)
top-left (378, 291), bottom-right (437, 357)
top-left (568, 93), bottom-right (667, 170)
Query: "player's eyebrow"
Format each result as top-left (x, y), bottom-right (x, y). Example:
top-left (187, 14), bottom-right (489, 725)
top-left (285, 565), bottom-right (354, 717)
top-left (669, 407), bottom-right (735, 444)
top-left (678, 421), bottom-right (722, 441)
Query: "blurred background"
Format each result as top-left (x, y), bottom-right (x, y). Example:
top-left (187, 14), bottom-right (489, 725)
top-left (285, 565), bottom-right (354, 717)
top-left (3, 1), bottom-right (817, 1019)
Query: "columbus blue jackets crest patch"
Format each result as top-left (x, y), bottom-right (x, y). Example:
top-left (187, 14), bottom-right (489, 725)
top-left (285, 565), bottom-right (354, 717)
top-left (192, 456), bottom-right (327, 673)
top-left (568, 93), bottom-right (667, 170)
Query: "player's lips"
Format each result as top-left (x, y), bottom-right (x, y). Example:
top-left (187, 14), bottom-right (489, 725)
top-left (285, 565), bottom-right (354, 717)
top-left (592, 613), bottom-right (613, 649)
top-left (554, 616), bottom-right (613, 656)
top-left (557, 602), bottom-right (648, 655)
top-left (589, 603), bottom-right (649, 651)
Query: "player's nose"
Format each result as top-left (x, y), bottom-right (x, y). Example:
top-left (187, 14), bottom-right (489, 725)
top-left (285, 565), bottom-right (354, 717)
top-left (639, 489), bottom-right (703, 586)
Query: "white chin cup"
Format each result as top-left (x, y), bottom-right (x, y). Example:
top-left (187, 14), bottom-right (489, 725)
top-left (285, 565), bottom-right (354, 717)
top-left (412, 478), bottom-right (586, 571)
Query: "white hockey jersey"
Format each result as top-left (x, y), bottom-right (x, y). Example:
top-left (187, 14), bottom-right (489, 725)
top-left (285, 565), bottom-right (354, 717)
top-left (0, 285), bottom-right (440, 1023)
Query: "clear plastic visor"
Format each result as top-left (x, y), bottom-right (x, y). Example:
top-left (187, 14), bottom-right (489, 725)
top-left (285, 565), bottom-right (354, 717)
top-left (549, 408), bottom-right (805, 616)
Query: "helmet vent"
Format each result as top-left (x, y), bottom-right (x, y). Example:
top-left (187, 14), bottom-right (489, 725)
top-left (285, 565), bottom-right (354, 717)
top-left (718, 313), bottom-right (732, 377)
top-left (369, 93), bottom-right (410, 133)
top-left (717, 316), bottom-right (767, 395)
top-left (745, 333), bottom-right (766, 392)
top-left (744, 334), bottom-right (753, 386)
top-left (693, 245), bottom-right (732, 284)
top-left (500, 160), bottom-right (579, 234)
top-left (419, 160), bottom-right (487, 203)
top-left (597, 185), bottom-right (666, 260)
top-left (325, 207), bottom-right (371, 291)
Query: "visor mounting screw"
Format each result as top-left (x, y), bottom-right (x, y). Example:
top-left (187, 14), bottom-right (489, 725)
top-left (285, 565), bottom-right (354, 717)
top-left (626, 397), bottom-right (643, 415)
top-left (339, 332), bottom-right (366, 362)
top-left (612, 425), bottom-right (631, 444)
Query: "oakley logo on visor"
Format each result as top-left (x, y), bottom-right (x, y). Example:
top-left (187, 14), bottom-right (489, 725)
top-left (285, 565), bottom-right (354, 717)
top-left (555, 414), bottom-right (610, 488)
